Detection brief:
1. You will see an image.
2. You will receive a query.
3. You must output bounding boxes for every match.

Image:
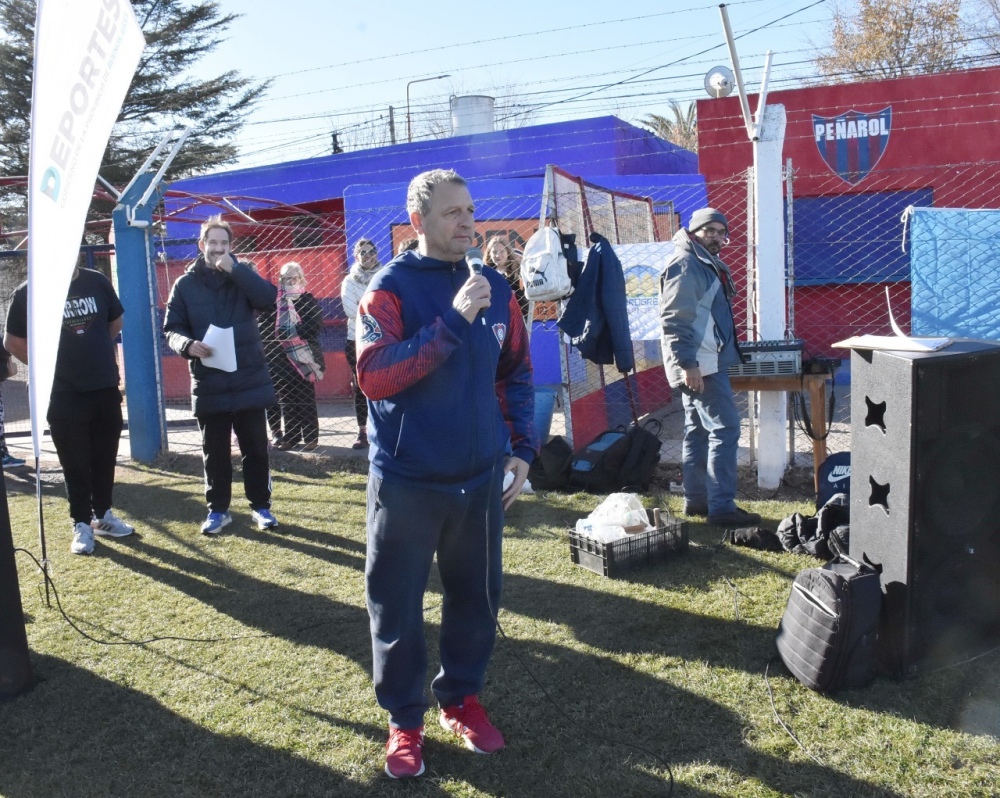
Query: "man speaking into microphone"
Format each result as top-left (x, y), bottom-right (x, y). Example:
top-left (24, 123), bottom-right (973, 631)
top-left (355, 169), bottom-right (538, 779)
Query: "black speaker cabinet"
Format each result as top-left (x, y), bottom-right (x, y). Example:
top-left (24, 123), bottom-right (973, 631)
top-left (849, 340), bottom-right (1000, 677)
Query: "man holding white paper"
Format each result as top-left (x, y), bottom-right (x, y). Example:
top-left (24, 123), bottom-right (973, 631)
top-left (164, 216), bottom-right (279, 535)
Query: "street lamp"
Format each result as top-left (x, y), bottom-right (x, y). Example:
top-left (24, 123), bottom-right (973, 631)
top-left (406, 74), bottom-right (450, 143)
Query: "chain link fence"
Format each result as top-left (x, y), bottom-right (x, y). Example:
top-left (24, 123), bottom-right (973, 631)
top-left (11, 153), bottom-right (986, 480)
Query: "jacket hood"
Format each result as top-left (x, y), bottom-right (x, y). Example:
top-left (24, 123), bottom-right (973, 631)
top-left (672, 227), bottom-right (715, 264)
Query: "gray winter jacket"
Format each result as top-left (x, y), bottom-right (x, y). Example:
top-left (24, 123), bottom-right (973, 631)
top-left (659, 228), bottom-right (741, 387)
top-left (163, 257), bottom-right (278, 416)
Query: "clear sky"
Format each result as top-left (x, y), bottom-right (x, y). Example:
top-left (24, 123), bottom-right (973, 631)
top-left (193, 0), bottom-right (834, 170)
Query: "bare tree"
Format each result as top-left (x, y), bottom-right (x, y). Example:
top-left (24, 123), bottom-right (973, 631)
top-left (813, 0), bottom-right (969, 82)
top-left (967, 0), bottom-right (1000, 60)
top-left (640, 101), bottom-right (697, 153)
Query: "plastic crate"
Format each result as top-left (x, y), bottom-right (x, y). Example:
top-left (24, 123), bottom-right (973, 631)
top-left (569, 509), bottom-right (688, 578)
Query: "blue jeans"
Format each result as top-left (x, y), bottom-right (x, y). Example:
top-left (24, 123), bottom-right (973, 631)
top-left (680, 372), bottom-right (740, 516)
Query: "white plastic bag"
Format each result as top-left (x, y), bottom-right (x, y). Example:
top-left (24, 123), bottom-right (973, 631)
top-left (575, 493), bottom-right (650, 542)
top-left (588, 492), bottom-right (649, 530)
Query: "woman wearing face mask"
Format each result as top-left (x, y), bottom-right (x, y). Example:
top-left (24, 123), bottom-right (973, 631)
top-left (259, 261), bottom-right (325, 451)
top-left (340, 238), bottom-right (382, 449)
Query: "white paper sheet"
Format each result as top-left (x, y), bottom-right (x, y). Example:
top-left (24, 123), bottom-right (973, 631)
top-left (833, 287), bottom-right (952, 352)
top-left (201, 325), bottom-right (237, 372)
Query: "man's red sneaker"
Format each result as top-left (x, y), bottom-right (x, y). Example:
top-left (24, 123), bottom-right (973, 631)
top-left (439, 696), bottom-right (505, 754)
top-left (384, 726), bottom-right (425, 779)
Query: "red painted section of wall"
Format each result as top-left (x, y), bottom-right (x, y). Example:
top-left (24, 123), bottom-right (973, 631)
top-left (634, 366), bottom-right (672, 416)
top-left (697, 65), bottom-right (1000, 204)
top-left (793, 282), bottom-right (911, 359)
top-left (696, 66), bottom-right (1000, 355)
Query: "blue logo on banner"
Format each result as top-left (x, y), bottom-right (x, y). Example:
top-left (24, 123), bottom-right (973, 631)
top-left (813, 107), bottom-right (892, 185)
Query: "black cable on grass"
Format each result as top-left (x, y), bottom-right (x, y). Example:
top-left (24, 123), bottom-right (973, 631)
top-left (14, 547), bottom-right (324, 646)
top-left (711, 527), bottom-right (732, 553)
top-left (763, 657), bottom-right (825, 767)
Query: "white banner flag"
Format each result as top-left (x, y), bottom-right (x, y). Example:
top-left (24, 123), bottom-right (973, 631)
top-left (26, 0), bottom-right (145, 457)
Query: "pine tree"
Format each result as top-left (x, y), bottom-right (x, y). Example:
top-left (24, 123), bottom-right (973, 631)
top-left (0, 0), bottom-right (269, 231)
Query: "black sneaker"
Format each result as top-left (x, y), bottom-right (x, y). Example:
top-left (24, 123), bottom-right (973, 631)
top-left (708, 506), bottom-right (762, 527)
top-left (683, 503), bottom-right (708, 517)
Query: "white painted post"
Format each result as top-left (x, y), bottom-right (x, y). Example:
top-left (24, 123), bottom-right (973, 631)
top-left (753, 103), bottom-right (788, 488)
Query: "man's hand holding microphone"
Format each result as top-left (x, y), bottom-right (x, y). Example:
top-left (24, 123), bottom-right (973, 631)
top-left (453, 248), bottom-right (490, 325)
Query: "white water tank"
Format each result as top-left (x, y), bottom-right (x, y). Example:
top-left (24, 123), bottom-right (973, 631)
top-left (450, 95), bottom-right (495, 137)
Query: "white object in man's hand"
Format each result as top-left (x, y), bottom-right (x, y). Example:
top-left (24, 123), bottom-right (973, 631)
top-left (502, 456), bottom-right (530, 509)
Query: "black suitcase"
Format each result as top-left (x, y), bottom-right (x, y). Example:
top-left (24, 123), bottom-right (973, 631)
top-left (775, 554), bottom-right (882, 692)
top-left (567, 428), bottom-right (630, 493)
top-left (619, 419), bottom-right (662, 491)
top-left (568, 421), bottom-right (663, 494)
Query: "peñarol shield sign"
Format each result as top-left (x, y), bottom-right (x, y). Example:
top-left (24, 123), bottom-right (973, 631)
top-left (813, 107), bottom-right (892, 185)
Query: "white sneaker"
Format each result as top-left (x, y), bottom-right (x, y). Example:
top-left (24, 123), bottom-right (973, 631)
top-left (92, 509), bottom-right (135, 537)
top-left (71, 522), bottom-right (95, 555)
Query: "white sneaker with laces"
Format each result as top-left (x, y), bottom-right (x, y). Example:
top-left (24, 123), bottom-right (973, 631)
top-left (251, 508), bottom-right (278, 530)
top-left (71, 522), bottom-right (95, 555)
top-left (92, 509), bottom-right (135, 537)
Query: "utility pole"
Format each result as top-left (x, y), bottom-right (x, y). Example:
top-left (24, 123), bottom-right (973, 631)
top-left (720, 4), bottom-right (787, 489)
top-left (406, 74), bottom-right (450, 142)
top-left (389, 106), bottom-right (396, 145)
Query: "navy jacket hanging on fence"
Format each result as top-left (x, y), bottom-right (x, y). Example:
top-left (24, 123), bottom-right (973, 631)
top-left (557, 233), bottom-right (635, 373)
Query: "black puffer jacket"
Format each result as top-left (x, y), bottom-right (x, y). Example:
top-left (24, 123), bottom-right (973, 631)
top-left (163, 257), bottom-right (278, 416)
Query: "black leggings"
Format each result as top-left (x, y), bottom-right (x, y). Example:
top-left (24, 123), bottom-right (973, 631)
top-left (344, 339), bottom-right (368, 430)
top-left (47, 387), bottom-right (123, 524)
top-left (269, 369), bottom-right (319, 445)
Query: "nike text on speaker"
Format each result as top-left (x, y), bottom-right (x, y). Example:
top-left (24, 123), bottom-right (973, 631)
top-left (848, 340), bottom-right (1000, 677)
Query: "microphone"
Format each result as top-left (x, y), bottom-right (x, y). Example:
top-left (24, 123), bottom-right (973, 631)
top-left (466, 248), bottom-right (486, 324)
top-left (466, 247), bottom-right (485, 276)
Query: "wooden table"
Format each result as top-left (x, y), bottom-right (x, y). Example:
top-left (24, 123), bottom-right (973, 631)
top-left (729, 372), bottom-right (831, 494)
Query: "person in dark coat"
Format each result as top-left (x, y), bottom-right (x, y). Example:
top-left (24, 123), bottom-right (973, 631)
top-left (163, 216), bottom-right (279, 535)
top-left (258, 261), bottom-right (325, 451)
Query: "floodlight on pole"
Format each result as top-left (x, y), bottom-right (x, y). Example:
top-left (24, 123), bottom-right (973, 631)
top-left (406, 74), bottom-right (450, 142)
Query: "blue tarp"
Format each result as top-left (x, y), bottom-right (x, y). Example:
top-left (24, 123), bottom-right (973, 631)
top-left (792, 189), bottom-right (932, 285)
top-left (909, 207), bottom-right (1000, 339)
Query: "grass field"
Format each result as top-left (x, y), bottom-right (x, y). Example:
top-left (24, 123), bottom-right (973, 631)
top-left (2, 454), bottom-right (998, 797)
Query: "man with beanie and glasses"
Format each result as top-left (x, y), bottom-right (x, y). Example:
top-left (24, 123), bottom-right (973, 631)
top-left (659, 207), bottom-right (760, 528)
